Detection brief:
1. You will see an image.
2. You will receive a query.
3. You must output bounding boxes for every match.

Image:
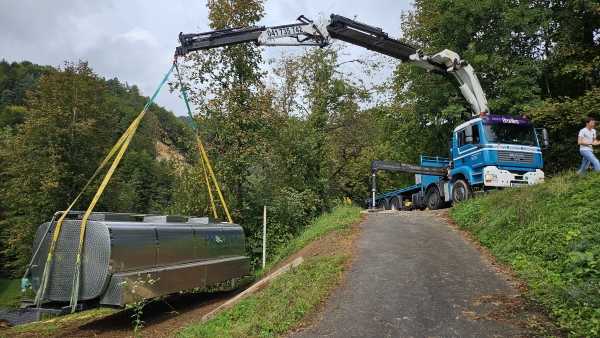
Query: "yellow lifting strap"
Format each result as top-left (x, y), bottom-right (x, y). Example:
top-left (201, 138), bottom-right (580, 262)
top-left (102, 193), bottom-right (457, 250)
top-left (199, 145), bottom-right (218, 219)
top-left (195, 133), bottom-right (233, 223)
top-left (34, 111), bottom-right (147, 308)
top-left (70, 110), bottom-right (144, 311)
top-left (173, 61), bottom-right (232, 223)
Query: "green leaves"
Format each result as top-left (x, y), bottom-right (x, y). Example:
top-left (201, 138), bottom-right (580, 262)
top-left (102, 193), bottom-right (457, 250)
top-left (0, 61), bottom-right (115, 275)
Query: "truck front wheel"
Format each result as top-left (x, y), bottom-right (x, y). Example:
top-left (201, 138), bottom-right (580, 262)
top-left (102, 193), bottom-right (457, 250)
top-left (425, 188), bottom-right (443, 210)
top-left (452, 179), bottom-right (471, 204)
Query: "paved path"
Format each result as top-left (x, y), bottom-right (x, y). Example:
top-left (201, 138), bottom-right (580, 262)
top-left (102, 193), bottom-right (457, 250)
top-left (290, 211), bottom-right (525, 338)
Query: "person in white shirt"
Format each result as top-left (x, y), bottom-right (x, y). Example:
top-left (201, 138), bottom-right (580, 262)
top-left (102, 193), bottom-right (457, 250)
top-left (577, 117), bottom-right (600, 173)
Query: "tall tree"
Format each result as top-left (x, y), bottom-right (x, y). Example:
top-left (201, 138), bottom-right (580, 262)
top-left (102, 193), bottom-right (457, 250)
top-left (547, 0), bottom-right (600, 97)
top-left (0, 61), bottom-right (115, 275)
top-left (265, 44), bottom-right (373, 210)
top-left (177, 0), bottom-right (269, 222)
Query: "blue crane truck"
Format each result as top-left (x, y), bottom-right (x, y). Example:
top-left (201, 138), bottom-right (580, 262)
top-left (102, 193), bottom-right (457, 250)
top-left (173, 14), bottom-right (550, 210)
top-left (367, 115), bottom-right (549, 210)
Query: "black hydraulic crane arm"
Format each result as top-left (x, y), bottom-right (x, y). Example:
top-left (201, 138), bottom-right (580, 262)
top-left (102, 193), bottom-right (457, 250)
top-left (371, 161), bottom-right (447, 177)
top-left (176, 27), bottom-right (264, 56)
top-left (325, 14), bottom-right (489, 115)
top-left (325, 14), bottom-right (419, 63)
top-left (175, 13), bottom-right (489, 115)
top-left (175, 15), bottom-right (329, 56)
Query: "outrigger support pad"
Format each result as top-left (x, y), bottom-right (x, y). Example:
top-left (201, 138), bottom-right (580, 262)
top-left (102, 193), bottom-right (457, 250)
top-left (20, 298), bottom-right (99, 316)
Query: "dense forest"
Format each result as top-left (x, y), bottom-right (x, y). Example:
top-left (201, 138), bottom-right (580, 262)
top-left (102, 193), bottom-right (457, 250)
top-left (1, 0), bottom-right (599, 277)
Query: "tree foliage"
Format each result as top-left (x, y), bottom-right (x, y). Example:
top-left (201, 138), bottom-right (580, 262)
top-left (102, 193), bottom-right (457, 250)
top-left (0, 61), bottom-right (115, 274)
top-left (0, 60), bottom-right (55, 110)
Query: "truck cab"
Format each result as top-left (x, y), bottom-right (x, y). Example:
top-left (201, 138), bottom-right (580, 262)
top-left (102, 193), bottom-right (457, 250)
top-left (450, 115), bottom-right (545, 196)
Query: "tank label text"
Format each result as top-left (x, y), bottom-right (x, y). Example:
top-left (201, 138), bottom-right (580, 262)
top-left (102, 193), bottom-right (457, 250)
top-left (204, 232), bottom-right (240, 246)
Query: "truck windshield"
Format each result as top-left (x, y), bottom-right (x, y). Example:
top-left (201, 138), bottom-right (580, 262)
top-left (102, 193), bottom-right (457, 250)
top-left (482, 124), bottom-right (538, 146)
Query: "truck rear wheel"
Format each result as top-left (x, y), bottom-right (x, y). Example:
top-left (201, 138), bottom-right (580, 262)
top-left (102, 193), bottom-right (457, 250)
top-left (425, 188), bottom-right (443, 210)
top-left (377, 199), bottom-right (388, 210)
top-left (389, 196), bottom-right (402, 210)
top-left (451, 179), bottom-right (471, 204)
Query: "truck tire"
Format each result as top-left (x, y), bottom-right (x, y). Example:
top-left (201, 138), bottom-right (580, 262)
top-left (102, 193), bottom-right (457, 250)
top-left (377, 199), bottom-right (388, 210)
top-left (389, 196), bottom-right (402, 210)
top-left (451, 179), bottom-right (471, 204)
top-left (425, 188), bottom-right (443, 210)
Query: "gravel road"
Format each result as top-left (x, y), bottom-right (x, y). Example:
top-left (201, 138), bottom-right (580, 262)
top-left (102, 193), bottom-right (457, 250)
top-left (289, 210), bottom-right (526, 338)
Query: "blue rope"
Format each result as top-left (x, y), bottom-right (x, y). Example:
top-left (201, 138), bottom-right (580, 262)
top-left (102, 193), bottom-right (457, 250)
top-left (144, 63), bottom-right (176, 111)
top-left (174, 63), bottom-right (197, 131)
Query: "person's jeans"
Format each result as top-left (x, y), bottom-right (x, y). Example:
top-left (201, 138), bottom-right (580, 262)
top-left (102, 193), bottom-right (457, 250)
top-left (578, 149), bottom-right (600, 173)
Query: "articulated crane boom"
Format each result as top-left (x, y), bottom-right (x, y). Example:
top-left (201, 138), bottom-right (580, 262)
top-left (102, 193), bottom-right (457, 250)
top-left (324, 14), bottom-right (489, 116)
top-left (176, 14), bottom-right (489, 116)
top-left (175, 15), bottom-right (330, 56)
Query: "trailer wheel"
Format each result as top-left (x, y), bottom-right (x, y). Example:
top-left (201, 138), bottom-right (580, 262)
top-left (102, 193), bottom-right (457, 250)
top-left (451, 179), bottom-right (471, 204)
top-left (377, 199), bottom-right (388, 210)
top-left (425, 188), bottom-right (443, 210)
top-left (389, 196), bottom-right (402, 210)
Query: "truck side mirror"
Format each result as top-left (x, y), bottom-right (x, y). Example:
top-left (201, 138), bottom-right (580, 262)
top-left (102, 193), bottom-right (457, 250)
top-left (465, 125), bottom-right (473, 144)
top-left (541, 128), bottom-right (549, 148)
top-left (536, 128), bottom-right (549, 149)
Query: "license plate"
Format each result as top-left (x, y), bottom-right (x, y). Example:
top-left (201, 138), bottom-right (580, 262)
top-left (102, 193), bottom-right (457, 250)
top-left (266, 25), bottom-right (304, 38)
top-left (511, 183), bottom-right (528, 187)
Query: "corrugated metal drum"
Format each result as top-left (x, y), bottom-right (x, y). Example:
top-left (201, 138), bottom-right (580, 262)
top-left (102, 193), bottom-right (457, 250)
top-left (30, 213), bottom-right (250, 307)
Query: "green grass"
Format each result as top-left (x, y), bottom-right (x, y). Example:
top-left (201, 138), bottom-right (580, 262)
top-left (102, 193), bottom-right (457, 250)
top-left (0, 278), bottom-right (21, 307)
top-left (177, 255), bottom-right (349, 338)
top-left (449, 170), bottom-right (600, 337)
top-left (259, 204), bottom-right (361, 271)
top-left (5, 307), bottom-right (117, 336)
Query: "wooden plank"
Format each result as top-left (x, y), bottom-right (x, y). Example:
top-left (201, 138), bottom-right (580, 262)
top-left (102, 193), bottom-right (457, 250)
top-left (202, 256), bottom-right (304, 322)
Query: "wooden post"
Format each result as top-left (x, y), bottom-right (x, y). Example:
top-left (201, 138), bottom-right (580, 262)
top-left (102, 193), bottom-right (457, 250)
top-left (263, 206), bottom-right (266, 269)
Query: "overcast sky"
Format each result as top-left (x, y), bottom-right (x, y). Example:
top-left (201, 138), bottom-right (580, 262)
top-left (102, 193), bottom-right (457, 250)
top-left (0, 0), bottom-right (414, 116)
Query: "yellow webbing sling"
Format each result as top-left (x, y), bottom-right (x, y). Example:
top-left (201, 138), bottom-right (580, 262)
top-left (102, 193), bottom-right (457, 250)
top-left (69, 112), bottom-right (144, 311)
top-left (174, 61), bottom-right (232, 223)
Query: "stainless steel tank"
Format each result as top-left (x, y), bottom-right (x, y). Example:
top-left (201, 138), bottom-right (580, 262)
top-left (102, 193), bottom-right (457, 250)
top-left (30, 213), bottom-right (250, 307)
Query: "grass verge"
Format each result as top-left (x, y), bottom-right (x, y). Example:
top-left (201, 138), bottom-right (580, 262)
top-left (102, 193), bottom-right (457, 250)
top-left (449, 171), bottom-right (600, 337)
top-left (177, 255), bottom-right (349, 338)
top-left (2, 307), bottom-right (117, 336)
